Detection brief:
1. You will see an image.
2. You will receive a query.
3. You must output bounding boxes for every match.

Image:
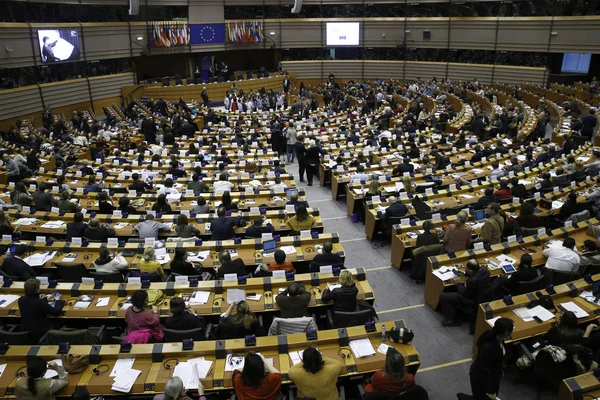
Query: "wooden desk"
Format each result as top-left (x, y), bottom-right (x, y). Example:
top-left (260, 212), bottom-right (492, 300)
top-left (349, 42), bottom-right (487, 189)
top-left (558, 372), bottom-right (600, 400)
top-left (0, 320), bottom-right (419, 396)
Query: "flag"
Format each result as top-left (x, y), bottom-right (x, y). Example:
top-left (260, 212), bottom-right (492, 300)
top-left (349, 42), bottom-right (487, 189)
top-left (191, 24), bottom-right (225, 45)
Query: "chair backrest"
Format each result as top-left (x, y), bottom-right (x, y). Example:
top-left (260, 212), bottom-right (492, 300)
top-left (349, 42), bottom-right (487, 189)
top-left (521, 226), bottom-right (542, 238)
top-left (498, 196), bottom-right (514, 205)
top-left (411, 196), bottom-right (432, 220)
top-left (89, 271), bottom-right (124, 283)
top-left (163, 327), bottom-right (205, 342)
top-left (47, 329), bottom-right (90, 345)
top-left (53, 263), bottom-right (88, 282)
top-left (333, 309), bottom-right (374, 328)
top-left (0, 330), bottom-right (34, 345)
top-left (514, 274), bottom-right (546, 296)
top-left (268, 317), bottom-right (316, 336)
top-left (167, 272), bottom-right (201, 282)
top-left (392, 385), bottom-right (430, 400)
top-left (568, 209), bottom-right (591, 224)
top-left (0, 267), bottom-right (19, 280)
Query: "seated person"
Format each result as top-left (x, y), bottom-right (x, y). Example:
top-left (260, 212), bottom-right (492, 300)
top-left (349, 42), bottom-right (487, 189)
top-left (364, 347), bottom-right (415, 393)
top-left (545, 311), bottom-right (584, 345)
top-left (216, 301), bottom-right (265, 339)
top-left (510, 177), bottom-right (528, 200)
top-left (221, 191), bottom-right (238, 212)
top-left (498, 254), bottom-right (538, 295)
top-left (472, 187), bottom-right (497, 211)
top-left (32, 183), bottom-right (58, 211)
top-left (380, 196), bottom-right (408, 223)
top-left (217, 250), bottom-right (246, 278)
top-left (559, 191), bottom-right (585, 220)
top-left (322, 270), bottom-right (358, 312)
top-left (266, 249), bottom-right (295, 272)
top-left (84, 175), bottom-right (103, 193)
top-left (245, 216), bottom-right (275, 238)
top-left (286, 191), bottom-right (308, 209)
top-left (288, 347), bottom-right (344, 400)
top-left (83, 218), bottom-right (115, 243)
top-left (164, 297), bottom-right (204, 331)
top-left (97, 191), bottom-right (116, 214)
top-left (310, 241), bottom-right (344, 272)
top-left (232, 353), bottom-right (281, 400)
top-left (416, 220), bottom-right (440, 247)
top-left (134, 214), bottom-right (172, 240)
top-left (516, 202), bottom-right (541, 229)
top-left (0, 210), bottom-right (19, 238)
top-left (479, 203), bottom-right (504, 245)
top-left (66, 212), bottom-right (87, 241)
top-left (58, 190), bottom-right (81, 212)
top-left (15, 357), bottom-right (68, 400)
top-left (443, 211), bottom-right (472, 252)
top-left (211, 206), bottom-right (245, 240)
top-left (286, 204), bottom-right (316, 232)
top-left (552, 167), bottom-right (569, 188)
top-left (152, 194), bottom-right (172, 214)
top-left (118, 196), bottom-right (138, 215)
top-left (276, 283), bottom-right (311, 318)
top-left (193, 196), bottom-right (209, 214)
top-left (270, 177), bottom-right (288, 191)
top-left (543, 237), bottom-right (580, 273)
top-left (3, 244), bottom-right (38, 280)
top-left (175, 214), bottom-right (200, 238)
top-left (153, 377), bottom-right (207, 400)
top-left (138, 246), bottom-right (164, 279)
top-left (129, 172), bottom-right (152, 193)
top-left (540, 172), bottom-right (553, 190)
top-left (124, 290), bottom-right (163, 343)
top-left (187, 174), bottom-right (209, 193)
top-left (91, 246), bottom-right (129, 274)
top-left (18, 278), bottom-right (65, 342)
top-left (438, 259), bottom-right (490, 330)
top-left (170, 247), bottom-right (203, 276)
top-left (493, 180), bottom-right (512, 200)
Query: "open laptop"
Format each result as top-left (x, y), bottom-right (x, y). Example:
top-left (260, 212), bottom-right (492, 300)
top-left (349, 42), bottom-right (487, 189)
top-left (262, 239), bottom-right (277, 255)
top-left (474, 209), bottom-right (487, 223)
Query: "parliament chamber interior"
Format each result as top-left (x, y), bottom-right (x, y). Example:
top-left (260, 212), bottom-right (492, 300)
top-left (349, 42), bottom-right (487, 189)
top-left (2, 0), bottom-right (600, 399)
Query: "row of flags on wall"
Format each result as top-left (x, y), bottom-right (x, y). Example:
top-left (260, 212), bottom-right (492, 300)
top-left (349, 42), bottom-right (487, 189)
top-left (148, 22), bottom-right (265, 46)
top-left (149, 23), bottom-right (190, 47)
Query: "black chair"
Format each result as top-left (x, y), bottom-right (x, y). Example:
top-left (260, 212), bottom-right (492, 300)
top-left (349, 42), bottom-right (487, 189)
top-left (498, 196), bottom-right (514, 205)
top-left (53, 262), bottom-right (88, 282)
top-left (326, 309), bottom-right (374, 328)
top-left (167, 272), bottom-right (202, 282)
top-left (410, 244), bottom-right (443, 283)
top-left (89, 271), bottom-right (127, 283)
top-left (358, 383), bottom-right (429, 400)
top-left (0, 268), bottom-right (20, 281)
top-left (246, 72), bottom-right (252, 80)
top-left (411, 196), bottom-right (432, 220)
top-left (0, 326), bottom-right (39, 345)
top-left (47, 326), bottom-right (105, 345)
top-left (513, 274), bottom-right (546, 296)
top-left (163, 327), bottom-right (206, 342)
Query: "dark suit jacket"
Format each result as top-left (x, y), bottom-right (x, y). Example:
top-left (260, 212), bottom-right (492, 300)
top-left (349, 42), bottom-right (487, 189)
top-left (245, 224), bottom-right (275, 238)
top-left (217, 259), bottom-right (246, 278)
top-left (164, 312), bottom-right (203, 331)
top-left (210, 217), bottom-right (238, 240)
top-left (129, 180), bottom-right (152, 193)
top-left (382, 202), bottom-right (408, 221)
top-left (276, 290), bottom-right (311, 318)
top-left (470, 337), bottom-right (504, 397)
top-left (84, 226), bottom-right (115, 242)
top-left (2, 256), bottom-right (37, 280)
top-left (457, 268), bottom-right (490, 304)
top-left (18, 294), bottom-right (64, 336)
top-left (66, 222), bottom-right (87, 241)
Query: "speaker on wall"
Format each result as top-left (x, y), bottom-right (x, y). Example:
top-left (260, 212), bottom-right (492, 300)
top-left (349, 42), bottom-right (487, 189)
top-left (129, 0), bottom-right (139, 15)
top-left (423, 30), bottom-right (431, 39)
top-left (291, 0), bottom-right (303, 13)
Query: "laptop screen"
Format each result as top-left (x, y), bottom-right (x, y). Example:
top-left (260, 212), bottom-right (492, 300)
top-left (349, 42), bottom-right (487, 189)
top-left (474, 209), bottom-right (486, 221)
top-left (286, 189), bottom-right (299, 199)
top-left (263, 239), bottom-right (277, 252)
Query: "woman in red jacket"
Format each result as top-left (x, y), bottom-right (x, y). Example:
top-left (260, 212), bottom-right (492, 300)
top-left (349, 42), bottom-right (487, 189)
top-left (364, 347), bottom-right (415, 393)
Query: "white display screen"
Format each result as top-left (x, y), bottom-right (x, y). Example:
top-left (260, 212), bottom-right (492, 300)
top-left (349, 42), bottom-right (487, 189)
top-left (326, 22), bottom-right (360, 46)
top-left (561, 53), bottom-right (591, 74)
top-left (37, 29), bottom-right (81, 63)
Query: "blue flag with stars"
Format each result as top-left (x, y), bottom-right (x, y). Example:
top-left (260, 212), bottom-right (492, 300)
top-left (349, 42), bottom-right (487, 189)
top-left (190, 24), bottom-right (225, 45)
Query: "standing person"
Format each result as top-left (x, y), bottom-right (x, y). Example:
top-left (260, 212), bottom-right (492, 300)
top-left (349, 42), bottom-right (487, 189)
top-left (201, 87), bottom-right (209, 107)
top-left (304, 140), bottom-right (321, 186)
top-left (15, 357), bottom-right (68, 400)
top-left (294, 135), bottom-right (307, 182)
top-left (457, 318), bottom-right (514, 400)
top-left (284, 122), bottom-right (297, 163)
top-left (288, 347), bottom-right (344, 400)
top-left (581, 109), bottom-right (598, 139)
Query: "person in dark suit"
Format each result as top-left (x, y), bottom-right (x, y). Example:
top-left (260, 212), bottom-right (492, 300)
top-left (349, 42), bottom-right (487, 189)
top-left (245, 217), bottom-right (275, 238)
top-left (210, 206), bottom-right (245, 240)
top-left (380, 196), bottom-right (408, 223)
top-left (540, 172), bottom-right (553, 191)
top-left (129, 173), bottom-right (152, 193)
top-left (294, 135), bottom-right (307, 182)
top-left (581, 109), bottom-right (597, 139)
top-left (141, 117), bottom-right (157, 144)
top-left (552, 167), bottom-right (569, 188)
top-left (157, 98), bottom-right (168, 115)
top-left (41, 36), bottom-right (58, 62)
top-left (283, 76), bottom-right (291, 93)
top-left (18, 278), bottom-right (65, 342)
top-left (457, 318), bottom-right (514, 400)
top-left (217, 251), bottom-right (246, 278)
top-left (392, 158), bottom-right (414, 176)
top-left (32, 183), bottom-right (58, 211)
top-left (84, 218), bottom-right (115, 242)
top-left (164, 297), bottom-right (204, 331)
top-left (2, 245), bottom-right (37, 280)
top-left (66, 212), bottom-right (87, 241)
top-left (499, 254), bottom-right (538, 295)
top-left (472, 187), bottom-right (498, 211)
top-left (286, 192), bottom-right (309, 209)
top-left (276, 283), bottom-right (311, 318)
top-left (438, 259), bottom-right (491, 330)
top-left (309, 241), bottom-right (344, 272)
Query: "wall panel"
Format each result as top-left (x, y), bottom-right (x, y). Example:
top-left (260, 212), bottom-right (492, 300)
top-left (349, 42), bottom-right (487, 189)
top-left (449, 18), bottom-right (496, 51)
top-left (84, 24), bottom-right (131, 60)
top-left (404, 18), bottom-right (449, 49)
top-left (363, 20), bottom-right (405, 48)
top-left (496, 17), bottom-right (552, 52)
top-left (0, 86), bottom-right (43, 121)
top-left (550, 17), bottom-right (600, 54)
top-left (40, 79), bottom-right (91, 109)
top-left (447, 63), bottom-right (493, 85)
top-left (363, 60), bottom-right (403, 80)
top-left (494, 65), bottom-right (547, 86)
top-left (0, 24), bottom-right (36, 69)
top-left (279, 20), bottom-right (323, 48)
top-left (89, 73), bottom-right (135, 100)
top-left (405, 61), bottom-right (447, 81)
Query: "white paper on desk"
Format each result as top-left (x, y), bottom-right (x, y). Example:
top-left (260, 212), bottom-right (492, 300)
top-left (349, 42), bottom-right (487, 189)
top-left (73, 301), bottom-right (90, 309)
top-left (43, 359), bottom-right (63, 378)
top-left (432, 269), bottom-right (456, 281)
top-left (246, 293), bottom-right (262, 301)
top-left (114, 222), bottom-right (129, 229)
top-left (96, 297), bottom-right (110, 307)
top-left (155, 253), bottom-right (171, 265)
top-left (61, 253), bottom-right (78, 262)
top-left (349, 338), bottom-right (376, 358)
top-left (377, 343), bottom-right (391, 355)
top-left (188, 250), bottom-right (210, 263)
top-left (41, 221), bottom-right (65, 229)
top-left (189, 291), bottom-right (210, 305)
top-left (224, 354), bottom-right (245, 371)
top-left (486, 316), bottom-right (501, 327)
top-left (111, 368), bottom-right (141, 393)
top-left (513, 307), bottom-right (534, 322)
top-left (195, 359), bottom-right (213, 379)
top-left (529, 305), bottom-right (555, 322)
top-left (289, 350), bottom-right (304, 366)
top-left (173, 362), bottom-right (200, 390)
top-left (110, 358), bottom-right (136, 377)
top-left (327, 283), bottom-right (342, 291)
top-left (227, 289), bottom-right (246, 304)
top-left (280, 245), bottom-right (297, 255)
top-left (0, 294), bottom-right (19, 308)
top-left (552, 200), bottom-right (565, 210)
top-left (0, 364), bottom-right (6, 378)
top-left (559, 302), bottom-right (589, 318)
top-left (496, 254), bottom-right (517, 265)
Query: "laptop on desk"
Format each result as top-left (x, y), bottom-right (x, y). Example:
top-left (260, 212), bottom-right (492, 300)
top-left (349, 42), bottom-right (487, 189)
top-left (262, 239), bottom-right (278, 257)
top-left (474, 209), bottom-right (487, 223)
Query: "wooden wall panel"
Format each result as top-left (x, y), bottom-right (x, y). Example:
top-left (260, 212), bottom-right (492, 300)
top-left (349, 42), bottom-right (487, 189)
top-left (550, 17), bottom-right (600, 54)
top-left (404, 61), bottom-right (447, 81)
top-left (363, 20), bottom-right (405, 48)
top-left (84, 24), bottom-right (131, 60)
top-left (40, 79), bottom-right (91, 109)
top-left (496, 17), bottom-right (552, 52)
top-left (280, 20), bottom-right (323, 48)
top-left (363, 60), bottom-right (403, 80)
top-left (404, 18), bottom-right (449, 49)
top-left (494, 65), bottom-right (547, 86)
top-left (89, 73), bottom-right (135, 100)
top-left (322, 60), bottom-right (363, 79)
top-left (0, 24), bottom-right (36, 69)
top-left (0, 86), bottom-right (43, 121)
top-left (449, 18), bottom-right (496, 51)
top-left (447, 63), bottom-right (493, 85)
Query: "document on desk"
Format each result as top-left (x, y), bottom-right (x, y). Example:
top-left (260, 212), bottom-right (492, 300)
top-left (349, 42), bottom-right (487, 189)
top-left (559, 302), bottom-right (589, 318)
top-left (40, 220), bottom-right (65, 229)
top-left (496, 254), bottom-right (517, 265)
top-left (581, 291), bottom-right (600, 306)
top-left (227, 289), bottom-right (246, 304)
top-left (24, 251), bottom-right (57, 267)
top-left (111, 368), bottom-right (141, 393)
top-left (61, 253), bottom-right (78, 262)
top-left (110, 358), bottom-right (136, 377)
top-left (486, 316), bottom-right (501, 327)
top-left (529, 305), bottom-right (555, 322)
top-left (0, 294), bottom-right (19, 308)
top-left (96, 297), bottom-right (110, 307)
top-left (513, 307), bottom-right (534, 322)
top-left (224, 355), bottom-right (245, 371)
top-left (173, 362), bottom-right (201, 389)
top-left (189, 291), bottom-right (210, 305)
top-left (187, 357), bottom-right (213, 379)
top-left (246, 293), bottom-right (262, 301)
top-left (188, 250), bottom-right (211, 263)
top-left (280, 245), bottom-right (297, 255)
top-left (432, 267), bottom-right (456, 281)
top-left (43, 359), bottom-right (63, 378)
top-left (377, 343), bottom-right (391, 355)
top-left (289, 350), bottom-right (305, 365)
top-left (0, 364), bottom-right (6, 378)
top-left (327, 283), bottom-right (342, 291)
top-left (114, 222), bottom-right (129, 229)
top-left (349, 339), bottom-right (376, 358)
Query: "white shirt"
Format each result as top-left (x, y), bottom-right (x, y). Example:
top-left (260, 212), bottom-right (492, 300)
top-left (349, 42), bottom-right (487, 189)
top-left (543, 244), bottom-right (580, 272)
top-left (489, 168), bottom-right (505, 182)
top-left (214, 180), bottom-right (235, 192)
top-left (270, 183), bottom-right (288, 191)
top-left (351, 173), bottom-right (371, 185)
top-left (73, 135), bottom-right (89, 146)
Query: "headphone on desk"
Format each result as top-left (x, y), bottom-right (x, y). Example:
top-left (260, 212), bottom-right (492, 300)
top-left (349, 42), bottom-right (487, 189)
top-left (15, 366), bottom-right (27, 377)
top-left (84, 254), bottom-right (94, 260)
top-left (92, 365), bottom-right (110, 375)
top-left (309, 287), bottom-right (321, 296)
top-left (263, 291), bottom-right (272, 298)
top-left (163, 359), bottom-right (180, 370)
top-left (337, 347), bottom-right (352, 359)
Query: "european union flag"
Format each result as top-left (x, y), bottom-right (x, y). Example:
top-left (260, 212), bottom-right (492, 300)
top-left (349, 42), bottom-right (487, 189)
top-left (190, 24), bottom-right (225, 45)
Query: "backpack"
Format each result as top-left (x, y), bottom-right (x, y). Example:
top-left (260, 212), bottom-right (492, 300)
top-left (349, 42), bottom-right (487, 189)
top-left (146, 289), bottom-right (164, 306)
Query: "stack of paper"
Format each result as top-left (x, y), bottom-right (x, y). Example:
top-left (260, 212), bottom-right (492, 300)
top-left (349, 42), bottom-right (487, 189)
top-left (14, 218), bottom-right (37, 225)
top-left (513, 307), bottom-right (534, 322)
top-left (377, 343), bottom-right (391, 354)
top-left (496, 254), bottom-right (517, 265)
top-left (486, 316), bottom-right (501, 327)
top-left (349, 339), bottom-right (376, 358)
top-left (0, 294), bottom-right (19, 308)
top-left (114, 222), bottom-right (129, 229)
top-left (189, 291), bottom-right (210, 305)
top-left (227, 289), bottom-right (246, 304)
top-left (155, 248), bottom-right (171, 265)
top-left (40, 221), bottom-right (65, 229)
top-left (280, 246), bottom-right (297, 254)
top-left (24, 251), bottom-right (57, 267)
top-left (327, 283), bottom-right (342, 291)
top-left (289, 350), bottom-right (304, 365)
top-left (432, 267), bottom-right (456, 281)
top-left (61, 253), bottom-right (78, 263)
top-left (96, 297), bottom-right (110, 307)
top-left (559, 302), bottom-right (589, 318)
top-left (111, 368), bottom-right (141, 393)
top-left (188, 250), bottom-right (210, 263)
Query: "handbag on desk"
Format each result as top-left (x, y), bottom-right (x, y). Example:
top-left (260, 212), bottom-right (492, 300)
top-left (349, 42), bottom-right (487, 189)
top-left (61, 353), bottom-right (89, 374)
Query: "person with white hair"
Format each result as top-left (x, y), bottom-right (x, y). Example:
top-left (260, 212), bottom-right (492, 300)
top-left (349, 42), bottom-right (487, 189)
top-left (153, 376), bottom-right (206, 400)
